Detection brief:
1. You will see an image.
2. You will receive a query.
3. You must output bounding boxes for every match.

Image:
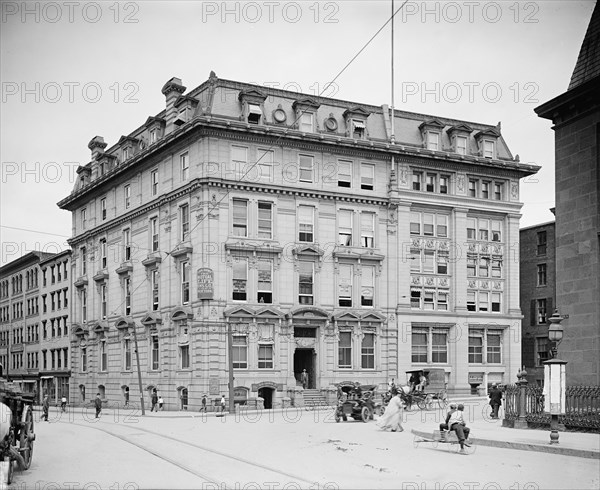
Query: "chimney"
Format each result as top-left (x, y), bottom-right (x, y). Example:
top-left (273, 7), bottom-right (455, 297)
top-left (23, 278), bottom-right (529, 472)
top-left (161, 77), bottom-right (186, 134)
top-left (88, 136), bottom-right (107, 160)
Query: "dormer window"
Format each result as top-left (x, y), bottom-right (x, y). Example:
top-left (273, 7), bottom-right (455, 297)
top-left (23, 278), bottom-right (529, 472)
top-left (300, 112), bottom-right (314, 132)
top-left (456, 136), bottom-right (467, 155)
top-left (351, 119), bottom-right (366, 139)
top-left (150, 129), bottom-right (157, 144)
top-left (419, 119), bottom-right (445, 151)
top-left (447, 124), bottom-right (473, 156)
top-left (474, 128), bottom-right (500, 159)
top-left (174, 107), bottom-right (188, 126)
top-left (122, 147), bottom-right (131, 161)
top-left (426, 132), bottom-right (440, 151)
top-left (248, 104), bottom-right (262, 124)
top-left (483, 140), bottom-right (495, 159)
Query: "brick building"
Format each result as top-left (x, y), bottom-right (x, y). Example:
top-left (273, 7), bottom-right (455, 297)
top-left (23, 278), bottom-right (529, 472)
top-left (520, 221), bottom-right (556, 386)
top-left (535, 3), bottom-right (600, 385)
top-left (57, 73), bottom-right (537, 410)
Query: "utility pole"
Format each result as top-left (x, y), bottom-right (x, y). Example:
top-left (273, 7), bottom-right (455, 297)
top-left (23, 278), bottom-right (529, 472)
top-left (227, 321), bottom-right (234, 413)
top-left (131, 322), bottom-right (145, 415)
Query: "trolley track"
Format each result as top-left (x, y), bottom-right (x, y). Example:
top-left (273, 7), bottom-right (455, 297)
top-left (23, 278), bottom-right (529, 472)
top-left (64, 418), bottom-right (321, 489)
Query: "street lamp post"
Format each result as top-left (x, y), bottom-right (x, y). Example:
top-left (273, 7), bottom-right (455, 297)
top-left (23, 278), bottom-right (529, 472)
top-left (544, 309), bottom-right (566, 444)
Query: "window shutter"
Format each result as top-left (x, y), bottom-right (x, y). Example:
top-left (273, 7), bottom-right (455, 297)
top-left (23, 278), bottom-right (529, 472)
top-left (522, 336), bottom-right (535, 368)
top-left (546, 297), bottom-right (553, 324)
top-left (530, 300), bottom-right (536, 326)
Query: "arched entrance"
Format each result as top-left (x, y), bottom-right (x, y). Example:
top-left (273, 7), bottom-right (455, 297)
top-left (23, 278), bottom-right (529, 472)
top-left (257, 387), bottom-right (274, 409)
top-left (293, 348), bottom-right (315, 388)
top-left (179, 387), bottom-right (189, 410)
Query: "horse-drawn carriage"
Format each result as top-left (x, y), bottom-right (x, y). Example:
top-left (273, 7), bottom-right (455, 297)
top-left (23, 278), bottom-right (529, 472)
top-left (0, 374), bottom-right (36, 485)
top-left (401, 369), bottom-right (448, 410)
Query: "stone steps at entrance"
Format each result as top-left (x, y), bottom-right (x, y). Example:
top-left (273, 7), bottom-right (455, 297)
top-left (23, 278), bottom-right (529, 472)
top-left (303, 389), bottom-right (329, 407)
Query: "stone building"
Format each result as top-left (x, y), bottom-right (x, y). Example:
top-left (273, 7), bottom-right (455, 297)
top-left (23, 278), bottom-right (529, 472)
top-left (38, 250), bottom-right (72, 404)
top-left (0, 251), bottom-right (54, 400)
top-left (520, 221), bottom-right (556, 386)
top-left (57, 73), bottom-right (537, 409)
top-left (535, 3), bottom-right (600, 385)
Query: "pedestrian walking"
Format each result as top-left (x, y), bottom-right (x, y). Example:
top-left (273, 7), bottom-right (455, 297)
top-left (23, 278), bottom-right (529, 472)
top-left (376, 392), bottom-right (404, 432)
top-left (42, 395), bottom-right (49, 421)
top-left (220, 395), bottom-right (226, 412)
top-left (300, 369), bottom-right (309, 389)
top-left (200, 395), bottom-right (207, 412)
top-left (158, 396), bottom-right (164, 411)
top-left (489, 383), bottom-right (503, 419)
top-left (124, 387), bottom-right (130, 407)
top-left (151, 390), bottom-right (158, 412)
top-left (94, 393), bottom-right (102, 418)
top-left (60, 396), bottom-right (67, 412)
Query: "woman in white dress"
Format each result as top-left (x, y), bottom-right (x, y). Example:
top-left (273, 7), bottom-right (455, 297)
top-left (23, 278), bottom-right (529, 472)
top-left (376, 393), bottom-right (404, 432)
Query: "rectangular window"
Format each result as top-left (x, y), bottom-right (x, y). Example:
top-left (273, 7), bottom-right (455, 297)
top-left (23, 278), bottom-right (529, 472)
top-left (258, 202), bottom-right (273, 239)
top-left (478, 291), bottom-right (489, 312)
top-left (361, 265), bottom-right (374, 307)
top-left (481, 181), bottom-right (490, 199)
top-left (432, 331), bottom-right (448, 363)
top-left (299, 154), bottom-right (314, 183)
top-left (427, 132), bottom-right (440, 150)
top-left (410, 289), bottom-right (421, 309)
top-left (257, 149), bottom-right (273, 180)
top-left (151, 170), bottom-right (158, 196)
top-left (360, 163), bottom-right (374, 190)
top-left (412, 172), bottom-right (422, 191)
top-left (181, 261), bottom-right (190, 305)
top-left (338, 264), bottom-right (353, 307)
top-left (437, 291), bottom-right (449, 311)
top-left (81, 247), bottom-right (87, 275)
top-left (410, 212), bottom-right (420, 235)
top-left (411, 330), bottom-right (428, 363)
top-left (537, 231), bottom-right (547, 255)
top-left (300, 112), bottom-right (314, 132)
top-left (423, 213), bottom-right (434, 236)
top-left (232, 146), bottom-right (247, 176)
top-left (468, 333), bottom-right (483, 363)
top-left (81, 347), bottom-right (87, 372)
top-left (478, 219), bottom-right (489, 241)
top-left (298, 261), bottom-right (314, 305)
top-left (124, 338), bottom-right (131, 371)
top-left (257, 260), bottom-right (273, 304)
top-left (487, 332), bottom-right (502, 363)
top-left (338, 332), bottom-right (352, 368)
top-left (180, 345), bottom-right (190, 369)
top-left (232, 199), bottom-right (248, 237)
top-left (491, 292), bottom-right (501, 312)
top-left (423, 250), bottom-right (435, 273)
top-left (100, 284), bottom-right (107, 319)
top-left (233, 259), bottom-right (247, 301)
top-left (247, 104), bottom-right (262, 124)
top-left (100, 340), bottom-right (107, 372)
top-left (81, 288), bottom-right (87, 322)
top-left (232, 335), bottom-right (248, 368)
top-left (492, 259), bottom-right (502, 278)
top-left (483, 140), bottom-right (495, 159)
top-left (180, 204), bottom-right (190, 241)
top-left (123, 228), bottom-right (131, 261)
top-left (537, 264), bottom-right (547, 286)
top-left (339, 210), bottom-right (353, 246)
top-left (426, 173), bottom-right (435, 192)
top-left (537, 298), bottom-right (547, 324)
top-left (360, 213), bottom-right (375, 248)
top-left (437, 215), bottom-right (448, 237)
top-left (338, 160), bottom-right (352, 188)
top-left (494, 183), bottom-right (503, 200)
top-left (151, 334), bottom-right (159, 370)
top-left (81, 208), bottom-right (87, 230)
top-left (437, 252), bottom-right (448, 275)
top-left (467, 218), bottom-right (476, 240)
top-left (536, 337), bottom-right (549, 366)
top-left (467, 291), bottom-right (476, 312)
top-left (298, 206), bottom-right (314, 242)
top-left (410, 249), bottom-right (420, 273)
top-left (491, 220), bottom-right (502, 242)
top-left (456, 135), bottom-right (467, 155)
top-left (150, 128), bottom-right (157, 144)
top-left (180, 152), bottom-right (189, 181)
top-left (122, 147), bottom-right (130, 161)
top-left (351, 119), bottom-right (365, 139)
top-left (151, 269), bottom-right (159, 311)
top-left (100, 198), bottom-right (107, 220)
top-left (469, 179), bottom-right (477, 198)
top-left (361, 333), bottom-right (375, 369)
top-left (479, 257), bottom-right (489, 277)
top-left (150, 217), bottom-right (159, 252)
top-left (124, 277), bottom-right (131, 315)
top-left (439, 175), bottom-right (449, 194)
top-left (124, 185), bottom-right (131, 209)
top-left (423, 291), bottom-right (434, 310)
top-left (258, 344), bottom-right (273, 369)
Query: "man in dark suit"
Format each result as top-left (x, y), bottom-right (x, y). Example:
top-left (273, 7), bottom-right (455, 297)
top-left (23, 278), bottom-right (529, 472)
top-left (489, 384), bottom-right (503, 419)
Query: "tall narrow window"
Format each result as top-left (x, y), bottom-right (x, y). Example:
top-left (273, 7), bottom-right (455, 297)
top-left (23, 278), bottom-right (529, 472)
top-left (339, 210), bottom-right (353, 246)
top-left (439, 175), bottom-right (449, 194)
top-left (483, 140), bottom-right (495, 159)
top-left (81, 288), bottom-right (87, 322)
top-left (232, 199), bottom-right (248, 237)
top-left (437, 215), bottom-right (448, 237)
top-left (467, 218), bottom-right (476, 240)
top-left (423, 214), bottom-right (434, 236)
top-left (151, 170), bottom-right (158, 196)
top-left (338, 160), bottom-right (352, 188)
top-left (124, 277), bottom-right (131, 315)
top-left (151, 269), bottom-right (160, 311)
top-left (124, 185), bottom-right (131, 209)
top-left (180, 345), bottom-right (190, 369)
top-left (412, 172), bottom-right (422, 191)
top-left (258, 202), bottom-right (273, 239)
top-left (469, 179), bottom-right (477, 198)
top-left (426, 174), bottom-right (435, 192)
top-left (151, 334), bottom-right (159, 370)
top-left (257, 260), bottom-right (273, 304)
top-left (410, 212), bottom-right (421, 235)
top-left (100, 198), bottom-right (107, 220)
top-left (338, 264), bottom-right (353, 307)
top-left (232, 335), bottom-right (248, 368)
top-left (258, 344), bottom-right (273, 369)
top-left (232, 259), bottom-right (247, 301)
top-left (150, 129), bottom-right (157, 144)
top-left (537, 231), bottom-right (547, 255)
top-left (338, 332), bottom-right (352, 368)
top-left (180, 204), bottom-right (190, 241)
top-left (360, 213), bottom-right (375, 248)
top-left (99, 239), bottom-right (107, 269)
top-left (360, 164), bottom-right (374, 190)
top-left (478, 219), bottom-right (489, 241)
top-left (123, 338), bottom-right (132, 371)
top-left (491, 220), bottom-right (502, 242)
top-left (81, 208), bottom-right (87, 230)
top-left (100, 284), bottom-right (107, 319)
top-left (181, 261), bottom-right (190, 305)
top-left (494, 183), bottom-right (503, 200)
top-left (81, 347), bottom-right (87, 372)
top-left (361, 266), bottom-right (374, 307)
top-left (456, 136), bottom-right (467, 155)
top-left (299, 154), bottom-right (313, 183)
top-left (100, 339), bottom-right (107, 371)
top-left (81, 247), bottom-right (87, 275)
top-left (468, 333), bottom-right (483, 363)
top-left (361, 333), bottom-right (375, 369)
top-left (298, 206), bottom-right (314, 242)
top-left (537, 264), bottom-right (547, 286)
top-left (150, 217), bottom-right (159, 252)
top-left (432, 331), bottom-right (448, 363)
top-left (257, 149), bottom-right (273, 180)
top-left (231, 146), bottom-right (247, 177)
top-left (299, 112), bottom-right (314, 132)
top-left (180, 152), bottom-right (189, 181)
top-left (298, 262), bottom-right (314, 305)
top-left (123, 228), bottom-right (131, 261)
top-left (411, 330), bottom-right (428, 362)
top-left (487, 332), bottom-right (502, 363)
top-left (427, 132), bottom-right (439, 150)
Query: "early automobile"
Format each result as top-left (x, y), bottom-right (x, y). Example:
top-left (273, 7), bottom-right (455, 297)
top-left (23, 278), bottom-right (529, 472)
top-left (334, 384), bottom-right (377, 423)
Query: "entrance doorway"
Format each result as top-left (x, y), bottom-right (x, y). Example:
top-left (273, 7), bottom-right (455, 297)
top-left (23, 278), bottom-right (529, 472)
top-left (258, 387), bottom-right (274, 409)
top-left (294, 348), bottom-right (315, 389)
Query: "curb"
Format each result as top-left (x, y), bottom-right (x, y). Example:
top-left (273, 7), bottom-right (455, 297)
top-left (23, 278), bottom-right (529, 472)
top-left (410, 429), bottom-right (600, 460)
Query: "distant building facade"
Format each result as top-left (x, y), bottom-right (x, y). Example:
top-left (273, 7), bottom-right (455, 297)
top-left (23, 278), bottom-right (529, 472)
top-left (535, 3), bottom-right (600, 385)
top-left (38, 250), bottom-right (72, 404)
top-left (520, 221), bottom-right (556, 386)
top-left (58, 73), bottom-right (537, 409)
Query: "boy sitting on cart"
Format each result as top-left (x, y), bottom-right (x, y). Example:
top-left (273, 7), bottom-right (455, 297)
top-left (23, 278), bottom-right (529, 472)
top-left (446, 404), bottom-right (471, 452)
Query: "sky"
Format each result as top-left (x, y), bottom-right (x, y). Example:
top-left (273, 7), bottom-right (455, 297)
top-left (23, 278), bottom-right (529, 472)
top-left (0, 0), bottom-right (596, 266)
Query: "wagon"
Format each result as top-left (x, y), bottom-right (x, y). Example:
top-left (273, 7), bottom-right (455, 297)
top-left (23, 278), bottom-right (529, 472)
top-left (334, 384), bottom-right (377, 423)
top-left (0, 377), bottom-right (36, 485)
top-left (403, 369), bottom-right (448, 410)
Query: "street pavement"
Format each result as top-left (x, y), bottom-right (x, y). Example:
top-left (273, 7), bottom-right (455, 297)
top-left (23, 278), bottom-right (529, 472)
top-left (8, 398), bottom-right (600, 490)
